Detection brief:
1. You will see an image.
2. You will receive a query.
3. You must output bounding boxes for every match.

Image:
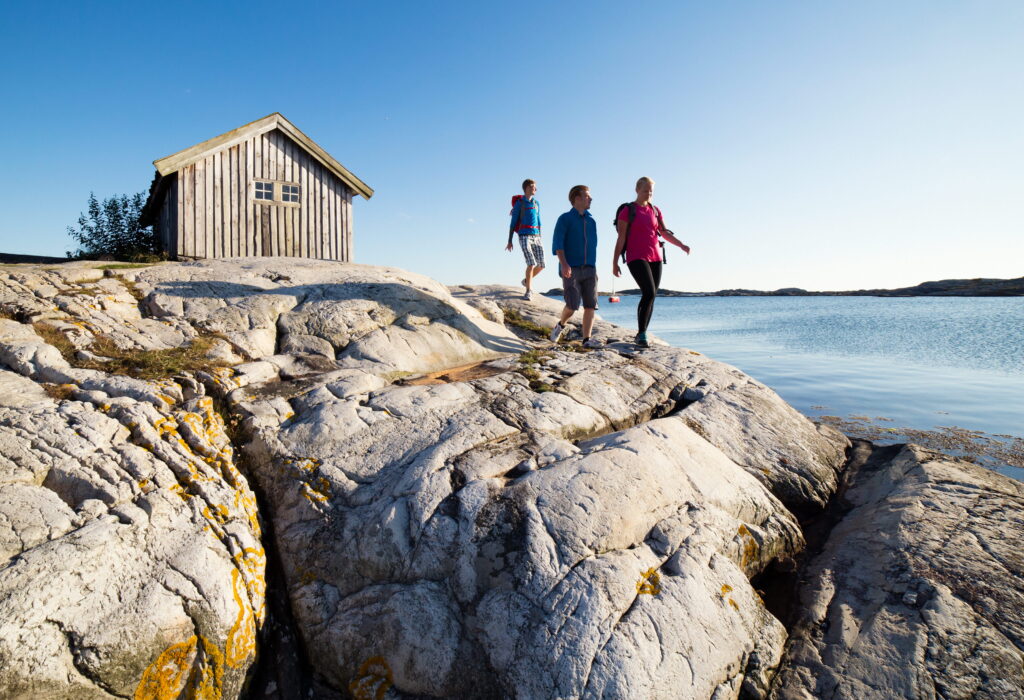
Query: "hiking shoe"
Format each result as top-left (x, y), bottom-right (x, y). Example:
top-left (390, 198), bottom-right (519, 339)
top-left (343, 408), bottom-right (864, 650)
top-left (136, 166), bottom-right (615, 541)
top-left (635, 332), bottom-right (650, 348)
top-left (521, 278), bottom-right (528, 288)
top-left (521, 291), bottom-right (532, 301)
top-left (582, 336), bottom-right (602, 349)
top-left (549, 323), bottom-right (565, 342)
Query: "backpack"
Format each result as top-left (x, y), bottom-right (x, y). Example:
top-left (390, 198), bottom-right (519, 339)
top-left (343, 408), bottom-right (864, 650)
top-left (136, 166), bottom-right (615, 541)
top-left (615, 203), bottom-right (667, 264)
top-left (510, 195), bottom-right (525, 232)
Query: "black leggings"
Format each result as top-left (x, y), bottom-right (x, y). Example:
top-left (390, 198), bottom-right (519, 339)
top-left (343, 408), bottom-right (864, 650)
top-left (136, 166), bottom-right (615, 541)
top-left (627, 259), bottom-right (662, 333)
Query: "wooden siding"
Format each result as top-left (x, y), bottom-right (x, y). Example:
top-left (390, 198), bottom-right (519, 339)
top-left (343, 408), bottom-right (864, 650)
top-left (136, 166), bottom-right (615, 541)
top-left (155, 176), bottom-right (179, 255)
top-left (167, 128), bottom-right (353, 260)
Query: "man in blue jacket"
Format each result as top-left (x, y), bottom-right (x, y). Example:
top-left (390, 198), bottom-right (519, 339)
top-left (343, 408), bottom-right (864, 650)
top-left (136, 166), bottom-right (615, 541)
top-left (505, 179), bottom-right (544, 300)
top-left (549, 185), bottom-right (601, 348)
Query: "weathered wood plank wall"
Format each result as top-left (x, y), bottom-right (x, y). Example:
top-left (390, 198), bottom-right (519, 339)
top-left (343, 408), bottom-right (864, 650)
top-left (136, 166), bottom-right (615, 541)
top-left (161, 128), bottom-right (353, 260)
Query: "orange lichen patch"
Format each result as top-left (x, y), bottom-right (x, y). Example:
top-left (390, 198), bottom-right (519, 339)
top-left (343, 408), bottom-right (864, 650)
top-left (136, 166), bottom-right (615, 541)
top-left (190, 636), bottom-right (225, 700)
top-left (202, 504), bottom-right (230, 527)
top-left (282, 457), bottom-right (332, 508)
top-left (233, 488), bottom-right (262, 538)
top-left (720, 584), bottom-right (733, 597)
top-left (349, 656), bottom-right (394, 700)
top-left (153, 416), bottom-right (179, 440)
top-left (302, 480), bottom-right (331, 505)
top-left (168, 484), bottom-right (192, 501)
top-left (225, 569), bottom-right (257, 669)
top-left (636, 567), bottom-right (662, 596)
top-left (134, 636), bottom-right (198, 700)
top-left (232, 547), bottom-right (267, 622)
top-left (737, 525), bottom-right (760, 569)
top-left (729, 598), bottom-right (740, 611)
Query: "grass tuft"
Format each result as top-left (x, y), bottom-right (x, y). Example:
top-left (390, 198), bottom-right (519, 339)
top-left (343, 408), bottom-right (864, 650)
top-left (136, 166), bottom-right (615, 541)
top-left (32, 321), bottom-right (226, 381)
top-left (501, 307), bottom-right (551, 337)
top-left (41, 383), bottom-right (77, 401)
top-left (96, 263), bottom-right (156, 270)
top-left (516, 350), bottom-right (556, 392)
top-left (113, 275), bottom-right (147, 302)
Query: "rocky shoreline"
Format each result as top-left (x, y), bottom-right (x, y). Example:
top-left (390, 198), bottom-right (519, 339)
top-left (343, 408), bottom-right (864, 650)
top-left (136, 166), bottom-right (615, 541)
top-left (1, 259), bottom-right (1021, 699)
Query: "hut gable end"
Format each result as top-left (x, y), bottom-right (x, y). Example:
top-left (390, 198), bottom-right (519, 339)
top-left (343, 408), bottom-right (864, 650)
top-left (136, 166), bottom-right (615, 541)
top-left (141, 113), bottom-right (372, 262)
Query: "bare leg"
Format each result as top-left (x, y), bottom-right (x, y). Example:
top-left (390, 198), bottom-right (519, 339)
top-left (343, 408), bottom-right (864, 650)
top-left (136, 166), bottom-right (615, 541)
top-left (524, 265), bottom-right (538, 292)
top-left (558, 306), bottom-right (574, 326)
top-left (582, 308), bottom-right (595, 338)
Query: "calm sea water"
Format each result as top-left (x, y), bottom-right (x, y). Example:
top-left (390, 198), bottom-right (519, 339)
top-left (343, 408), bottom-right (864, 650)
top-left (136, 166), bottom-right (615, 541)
top-left (597, 295), bottom-right (1024, 479)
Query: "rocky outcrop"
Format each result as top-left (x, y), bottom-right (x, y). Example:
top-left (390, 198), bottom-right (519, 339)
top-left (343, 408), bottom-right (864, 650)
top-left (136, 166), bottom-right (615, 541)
top-left (769, 444), bottom-right (1024, 699)
top-left (1, 258), bottom-right (1017, 699)
top-left (0, 328), bottom-right (264, 697)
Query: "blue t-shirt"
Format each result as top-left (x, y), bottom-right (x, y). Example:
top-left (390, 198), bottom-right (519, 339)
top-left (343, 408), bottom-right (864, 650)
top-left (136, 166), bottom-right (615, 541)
top-left (510, 197), bottom-right (541, 235)
top-left (552, 209), bottom-right (597, 267)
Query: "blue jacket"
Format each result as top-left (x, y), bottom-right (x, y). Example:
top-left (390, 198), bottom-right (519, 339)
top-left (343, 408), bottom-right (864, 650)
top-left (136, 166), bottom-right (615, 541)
top-left (509, 196), bottom-right (541, 235)
top-left (552, 209), bottom-right (598, 267)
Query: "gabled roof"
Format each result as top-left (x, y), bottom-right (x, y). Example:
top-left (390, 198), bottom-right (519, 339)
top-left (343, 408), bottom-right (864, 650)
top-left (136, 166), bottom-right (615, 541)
top-left (152, 112), bottom-right (373, 199)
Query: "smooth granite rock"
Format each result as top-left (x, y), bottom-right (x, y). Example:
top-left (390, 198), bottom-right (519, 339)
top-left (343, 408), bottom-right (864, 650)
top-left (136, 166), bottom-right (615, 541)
top-left (769, 444), bottom-right (1024, 700)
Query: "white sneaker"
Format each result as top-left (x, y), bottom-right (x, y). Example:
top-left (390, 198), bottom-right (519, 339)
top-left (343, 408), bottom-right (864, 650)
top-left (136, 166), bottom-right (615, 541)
top-left (549, 323), bottom-right (565, 342)
top-left (582, 336), bottom-right (602, 349)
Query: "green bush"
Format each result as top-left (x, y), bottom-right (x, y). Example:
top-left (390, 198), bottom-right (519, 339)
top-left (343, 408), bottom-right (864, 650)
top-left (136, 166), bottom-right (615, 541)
top-left (67, 192), bottom-right (161, 260)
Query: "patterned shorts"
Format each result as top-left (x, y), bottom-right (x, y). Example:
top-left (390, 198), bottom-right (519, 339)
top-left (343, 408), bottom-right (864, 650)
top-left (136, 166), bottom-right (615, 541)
top-left (519, 234), bottom-right (544, 267)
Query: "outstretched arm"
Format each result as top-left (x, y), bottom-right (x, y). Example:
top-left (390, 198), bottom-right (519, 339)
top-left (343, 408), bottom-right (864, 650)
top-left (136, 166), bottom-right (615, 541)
top-left (662, 230), bottom-right (690, 255)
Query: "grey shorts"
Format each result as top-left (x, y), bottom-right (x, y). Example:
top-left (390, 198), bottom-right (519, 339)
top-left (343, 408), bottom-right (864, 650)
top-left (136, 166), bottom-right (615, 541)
top-left (561, 265), bottom-right (598, 310)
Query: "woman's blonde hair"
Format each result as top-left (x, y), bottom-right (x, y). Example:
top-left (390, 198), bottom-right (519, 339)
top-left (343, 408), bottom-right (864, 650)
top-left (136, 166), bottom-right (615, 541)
top-left (636, 176), bottom-right (655, 189)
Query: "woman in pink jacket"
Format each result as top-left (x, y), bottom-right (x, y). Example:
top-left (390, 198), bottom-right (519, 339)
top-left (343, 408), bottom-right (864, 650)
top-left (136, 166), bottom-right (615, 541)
top-left (611, 177), bottom-right (691, 348)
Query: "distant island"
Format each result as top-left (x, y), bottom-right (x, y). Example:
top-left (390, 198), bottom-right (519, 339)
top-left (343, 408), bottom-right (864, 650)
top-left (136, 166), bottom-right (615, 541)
top-left (546, 276), bottom-right (1024, 298)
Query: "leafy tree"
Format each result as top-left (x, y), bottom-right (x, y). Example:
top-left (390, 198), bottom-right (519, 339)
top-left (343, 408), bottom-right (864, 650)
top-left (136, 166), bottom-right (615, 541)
top-left (67, 192), bottom-right (161, 260)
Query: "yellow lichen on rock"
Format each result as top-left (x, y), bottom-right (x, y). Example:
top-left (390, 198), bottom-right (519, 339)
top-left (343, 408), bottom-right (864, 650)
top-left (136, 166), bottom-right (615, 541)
top-left (737, 524), bottom-right (760, 568)
top-left (134, 636), bottom-right (199, 700)
top-left (349, 656), bottom-right (394, 700)
top-left (636, 567), bottom-right (662, 596)
top-left (190, 636), bottom-right (225, 700)
top-left (225, 569), bottom-right (257, 669)
top-left (232, 547), bottom-right (267, 623)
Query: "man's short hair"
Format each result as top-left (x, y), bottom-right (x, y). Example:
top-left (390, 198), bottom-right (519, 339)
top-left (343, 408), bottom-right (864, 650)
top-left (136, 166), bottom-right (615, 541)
top-left (522, 179), bottom-right (536, 191)
top-left (636, 176), bottom-right (655, 189)
top-left (568, 185), bottom-right (589, 204)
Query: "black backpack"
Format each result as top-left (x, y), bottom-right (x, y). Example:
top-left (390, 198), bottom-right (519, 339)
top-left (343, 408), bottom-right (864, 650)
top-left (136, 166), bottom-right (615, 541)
top-left (615, 202), bottom-right (668, 264)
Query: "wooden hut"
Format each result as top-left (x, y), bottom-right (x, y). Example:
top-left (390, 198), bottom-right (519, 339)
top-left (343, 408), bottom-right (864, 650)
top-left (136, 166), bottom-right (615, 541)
top-left (140, 113), bottom-right (373, 261)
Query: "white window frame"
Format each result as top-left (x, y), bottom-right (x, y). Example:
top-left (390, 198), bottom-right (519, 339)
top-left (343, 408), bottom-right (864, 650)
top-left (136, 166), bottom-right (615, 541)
top-left (251, 179), bottom-right (301, 207)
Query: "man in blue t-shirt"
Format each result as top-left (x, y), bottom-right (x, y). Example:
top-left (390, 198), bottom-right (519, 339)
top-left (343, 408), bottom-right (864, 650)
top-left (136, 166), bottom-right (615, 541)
top-left (549, 185), bottom-right (600, 349)
top-left (505, 179), bottom-right (544, 300)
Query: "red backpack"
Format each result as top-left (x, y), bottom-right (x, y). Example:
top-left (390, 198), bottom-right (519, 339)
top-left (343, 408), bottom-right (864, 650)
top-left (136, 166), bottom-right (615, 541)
top-left (510, 195), bottom-right (525, 232)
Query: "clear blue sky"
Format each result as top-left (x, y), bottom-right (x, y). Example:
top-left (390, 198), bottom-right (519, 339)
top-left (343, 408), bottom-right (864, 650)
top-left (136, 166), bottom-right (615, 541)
top-left (1, 1), bottom-right (1021, 292)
